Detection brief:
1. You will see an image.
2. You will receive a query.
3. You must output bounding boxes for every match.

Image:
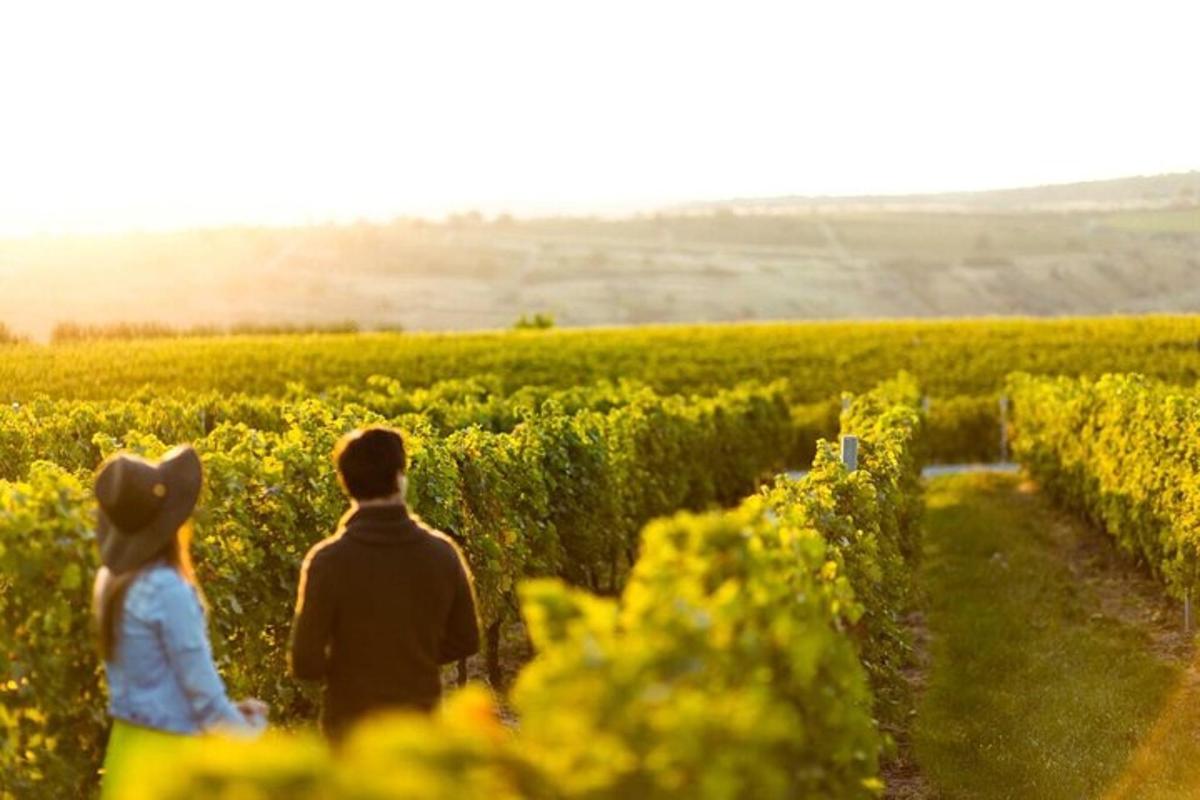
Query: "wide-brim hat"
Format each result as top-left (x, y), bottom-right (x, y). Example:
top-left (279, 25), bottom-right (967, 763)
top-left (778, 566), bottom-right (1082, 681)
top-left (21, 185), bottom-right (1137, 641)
top-left (95, 446), bottom-right (203, 574)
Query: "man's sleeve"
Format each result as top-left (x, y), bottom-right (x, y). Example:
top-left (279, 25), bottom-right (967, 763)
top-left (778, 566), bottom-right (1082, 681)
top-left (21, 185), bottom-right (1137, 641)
top-left (439, 544), bottom-right (481, 664)
top-left (289, 545), bottom-right (337, 681)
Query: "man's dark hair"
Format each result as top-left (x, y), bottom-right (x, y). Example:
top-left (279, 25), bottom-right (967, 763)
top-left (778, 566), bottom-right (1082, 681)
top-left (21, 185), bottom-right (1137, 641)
top-left (334, 427), bottom-right (407, 501)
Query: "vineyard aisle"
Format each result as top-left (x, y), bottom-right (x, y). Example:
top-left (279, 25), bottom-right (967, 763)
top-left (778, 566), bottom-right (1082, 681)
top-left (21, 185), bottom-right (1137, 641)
top-left (911, 473), bottom-right (1200, 799)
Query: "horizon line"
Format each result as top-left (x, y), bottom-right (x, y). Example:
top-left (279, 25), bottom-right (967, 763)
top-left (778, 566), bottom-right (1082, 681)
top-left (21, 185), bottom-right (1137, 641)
top-left (3, 168), bottom-right (1197, 240)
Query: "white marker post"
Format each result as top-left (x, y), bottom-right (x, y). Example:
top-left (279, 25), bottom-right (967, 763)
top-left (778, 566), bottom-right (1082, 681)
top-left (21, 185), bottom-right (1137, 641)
top-left (840, 435), bottom-right (859, 472)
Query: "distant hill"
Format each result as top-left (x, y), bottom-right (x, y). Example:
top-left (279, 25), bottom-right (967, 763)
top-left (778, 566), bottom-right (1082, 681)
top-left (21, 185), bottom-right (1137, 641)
top-left (2, 174), bottom-right (1199, 340)
top-left (682, 171), bottom-right (1200, 213)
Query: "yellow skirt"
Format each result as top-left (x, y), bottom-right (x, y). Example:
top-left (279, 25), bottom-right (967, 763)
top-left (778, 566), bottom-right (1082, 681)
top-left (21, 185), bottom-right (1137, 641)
top-left (100, 719), bottom-right (190, 799)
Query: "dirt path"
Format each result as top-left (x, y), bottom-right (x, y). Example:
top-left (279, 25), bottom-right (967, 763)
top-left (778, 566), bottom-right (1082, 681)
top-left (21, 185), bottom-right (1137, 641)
top-left (882, 607), bottom-right (934, 799)
top-left (817, 217), bottom-right (852, 265)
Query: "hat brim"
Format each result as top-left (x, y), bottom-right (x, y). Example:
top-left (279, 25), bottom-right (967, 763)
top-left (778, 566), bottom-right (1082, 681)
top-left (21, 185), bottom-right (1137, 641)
top-left (97, 446), bottom-right (203, 574)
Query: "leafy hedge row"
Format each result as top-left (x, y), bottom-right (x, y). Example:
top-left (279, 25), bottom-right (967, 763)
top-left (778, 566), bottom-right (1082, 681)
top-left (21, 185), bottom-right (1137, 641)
top-left (791, 393), bottom-right (1004, 467)
top-left (0, 372), bottom-right (1012, 474)
top-left (1008, 372), bottom-right (1200, 597)
top-left (109, 376), bottom-right (924, 800)
top-left (924, 394), bottom-right (1004, 464)
top-left (823, 376), bottom-right (924, 725)
top-left (0, 382), bottom-right (792, 798)
top-left (0, 377), bottom-right (725, 482)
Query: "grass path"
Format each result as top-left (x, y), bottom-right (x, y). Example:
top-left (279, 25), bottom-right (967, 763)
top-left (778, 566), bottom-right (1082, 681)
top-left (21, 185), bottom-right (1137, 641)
top-left (912, 473), bottom-right (1200, 799)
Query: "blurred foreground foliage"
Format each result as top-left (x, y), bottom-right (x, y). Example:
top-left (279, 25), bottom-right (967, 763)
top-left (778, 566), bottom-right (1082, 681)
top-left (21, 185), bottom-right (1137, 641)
top-left (104, 376), bottom-right (922, 799)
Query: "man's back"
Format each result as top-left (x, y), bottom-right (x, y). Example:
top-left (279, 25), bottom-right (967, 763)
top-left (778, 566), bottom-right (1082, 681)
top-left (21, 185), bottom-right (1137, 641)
top-left (289, 503), bottom-right (480, 739)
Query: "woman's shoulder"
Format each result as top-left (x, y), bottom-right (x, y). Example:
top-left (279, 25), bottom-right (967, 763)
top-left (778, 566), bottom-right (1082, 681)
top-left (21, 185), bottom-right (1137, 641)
top-left (133, 563), bottom-right (186, 589)
top-left (126, 565), bottom-right (194, 611)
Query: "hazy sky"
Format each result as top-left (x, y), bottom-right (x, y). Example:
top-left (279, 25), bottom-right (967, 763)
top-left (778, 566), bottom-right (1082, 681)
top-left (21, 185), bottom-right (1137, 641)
top-left (1, 0), bottom-right (1196, 234)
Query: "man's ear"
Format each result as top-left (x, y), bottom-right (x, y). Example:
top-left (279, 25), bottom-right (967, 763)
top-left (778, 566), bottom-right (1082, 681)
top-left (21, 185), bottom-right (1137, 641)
top-left (397, 472), bottom-right (408, 503)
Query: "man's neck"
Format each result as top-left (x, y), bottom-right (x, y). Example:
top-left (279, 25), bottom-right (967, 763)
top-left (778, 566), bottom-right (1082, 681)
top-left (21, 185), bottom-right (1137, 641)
top-left (354, 494), bottom-right (405, 510)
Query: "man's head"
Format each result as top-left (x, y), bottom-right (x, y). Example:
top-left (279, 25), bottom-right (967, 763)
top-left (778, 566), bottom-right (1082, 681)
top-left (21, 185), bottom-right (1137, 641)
top-left (333, 427), bottom-right (408, 502)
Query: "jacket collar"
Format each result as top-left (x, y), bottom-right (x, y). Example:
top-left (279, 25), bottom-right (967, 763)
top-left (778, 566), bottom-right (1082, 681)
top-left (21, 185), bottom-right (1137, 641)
top-left (339, 503), bottom-right (423, 545)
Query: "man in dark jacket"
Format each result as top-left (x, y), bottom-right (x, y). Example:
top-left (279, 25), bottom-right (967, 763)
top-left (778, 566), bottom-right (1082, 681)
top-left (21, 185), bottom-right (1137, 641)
top-left (289, 427), bottom-right (480, 741)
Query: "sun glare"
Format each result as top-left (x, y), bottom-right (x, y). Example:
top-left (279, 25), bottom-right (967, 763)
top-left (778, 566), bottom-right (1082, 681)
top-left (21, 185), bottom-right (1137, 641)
top-left (0, 0), bottom-right (1196, 236)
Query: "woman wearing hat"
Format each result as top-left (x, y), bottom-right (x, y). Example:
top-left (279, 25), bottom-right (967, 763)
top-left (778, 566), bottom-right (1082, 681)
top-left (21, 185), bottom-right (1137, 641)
top-left (91, 445), bottom-right (267, 796)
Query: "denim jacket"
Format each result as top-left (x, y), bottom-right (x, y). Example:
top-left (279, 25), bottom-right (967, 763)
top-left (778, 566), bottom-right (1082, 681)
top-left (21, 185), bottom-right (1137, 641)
top-left (104, 564), bottom-right (248, 735)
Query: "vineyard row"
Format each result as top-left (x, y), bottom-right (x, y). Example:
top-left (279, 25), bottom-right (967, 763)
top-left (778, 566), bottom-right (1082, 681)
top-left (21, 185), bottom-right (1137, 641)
top-left (1, 380), bottom-right (793, 795)
top-left (108, 375), bottom-right (926, 799)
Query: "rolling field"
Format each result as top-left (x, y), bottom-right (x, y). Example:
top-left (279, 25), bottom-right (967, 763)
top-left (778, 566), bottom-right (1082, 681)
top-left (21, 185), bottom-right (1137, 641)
top-left (1, 185), bottom-right (1197, 340)
top-left (7, 314), bottom-right (1200, 467)
top-left (7, 315), bottom-right (1200, 403)
top-left (1100, 208), bottom-right (1200, 233)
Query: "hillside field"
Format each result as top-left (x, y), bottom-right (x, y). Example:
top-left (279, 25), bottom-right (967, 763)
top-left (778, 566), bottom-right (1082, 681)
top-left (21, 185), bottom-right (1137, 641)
top-left (1, 177), bottom-right (1197, 340)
